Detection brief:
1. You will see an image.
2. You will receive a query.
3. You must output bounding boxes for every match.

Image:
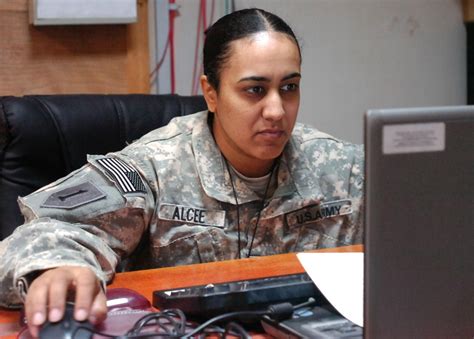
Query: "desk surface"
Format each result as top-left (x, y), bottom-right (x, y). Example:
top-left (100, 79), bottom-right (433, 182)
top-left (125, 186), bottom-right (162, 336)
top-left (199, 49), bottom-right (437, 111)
top-left (0, 244), bottom-right (362, 337)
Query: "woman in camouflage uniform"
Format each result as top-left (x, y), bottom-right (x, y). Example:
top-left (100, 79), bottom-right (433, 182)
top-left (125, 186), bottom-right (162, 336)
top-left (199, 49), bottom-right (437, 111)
top-left (0, 8), bottom-right (363, 337)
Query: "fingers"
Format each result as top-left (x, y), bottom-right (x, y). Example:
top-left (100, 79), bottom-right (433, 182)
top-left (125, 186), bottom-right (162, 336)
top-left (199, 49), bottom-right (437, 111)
top-left (25, 276), bottom-right (49, 338)
top-left (89, 290), bottom-right (108, 325)
top-left (24, 266), bottom-right (104, 338)
top-left (73, 269), bottom-right (104, 322)
top-left (47, 271), bottom-right (70, 322)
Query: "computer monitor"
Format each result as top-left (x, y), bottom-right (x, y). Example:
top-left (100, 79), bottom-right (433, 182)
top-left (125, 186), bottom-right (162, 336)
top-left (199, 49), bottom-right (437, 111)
top-left (364, 106), bottom-right (474, 338)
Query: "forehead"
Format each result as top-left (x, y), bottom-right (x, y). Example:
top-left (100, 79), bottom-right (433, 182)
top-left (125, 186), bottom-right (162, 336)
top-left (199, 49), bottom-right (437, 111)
top-left (223, 31), bottom-right (301, 77)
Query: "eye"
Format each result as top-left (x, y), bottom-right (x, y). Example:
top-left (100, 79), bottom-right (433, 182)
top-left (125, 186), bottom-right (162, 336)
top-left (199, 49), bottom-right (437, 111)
top-left (281, 83), bottom-right (299, 92)
top-left (246, 86), bottom-right (265, 95)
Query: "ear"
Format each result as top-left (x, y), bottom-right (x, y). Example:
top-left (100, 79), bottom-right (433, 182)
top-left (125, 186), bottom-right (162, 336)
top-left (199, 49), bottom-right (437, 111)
top-left (200, 75), bottom-right (218, 113)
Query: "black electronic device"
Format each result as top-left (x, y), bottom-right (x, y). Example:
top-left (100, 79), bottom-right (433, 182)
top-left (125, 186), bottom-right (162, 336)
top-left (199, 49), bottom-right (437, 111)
top-left (39, 302), bottom-right (94, 339)
top-left (152, 272), bottom-right (327, 319)
top-left (261, 305), bottom-right (362, 339)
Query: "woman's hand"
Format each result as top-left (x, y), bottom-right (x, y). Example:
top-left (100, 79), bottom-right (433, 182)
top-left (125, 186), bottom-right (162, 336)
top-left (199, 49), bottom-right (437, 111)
top-left (24, 266), bottom-right (107, 338)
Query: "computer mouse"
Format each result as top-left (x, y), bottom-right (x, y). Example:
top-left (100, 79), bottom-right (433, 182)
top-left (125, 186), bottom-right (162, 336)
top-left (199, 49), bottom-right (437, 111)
top-left (106, 287), bottom-right (151, 311)
top-left (39, 302), bottom-right (94, 339)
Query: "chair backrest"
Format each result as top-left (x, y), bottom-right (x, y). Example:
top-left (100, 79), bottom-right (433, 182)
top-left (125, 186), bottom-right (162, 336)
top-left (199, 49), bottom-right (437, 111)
top-left (0, 94), bottom-right (207, 239)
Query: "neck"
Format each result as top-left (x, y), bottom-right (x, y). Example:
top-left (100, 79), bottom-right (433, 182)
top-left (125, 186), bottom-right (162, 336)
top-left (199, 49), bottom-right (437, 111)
top-left (227, 156), bottom-right (275, 178)
top-left (212, 117), bottom-right (277, 177)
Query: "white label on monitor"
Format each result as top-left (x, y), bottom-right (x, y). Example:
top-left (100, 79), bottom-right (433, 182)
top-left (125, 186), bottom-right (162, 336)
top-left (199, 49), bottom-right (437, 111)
top-left (383, 122), bottom-right (445, 154)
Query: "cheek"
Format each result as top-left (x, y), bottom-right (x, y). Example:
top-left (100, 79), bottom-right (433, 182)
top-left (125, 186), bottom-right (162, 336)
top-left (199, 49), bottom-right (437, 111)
top-left (284, 101), bottom-right (299, 122)
top-left (228, 113), bottom-right (255, 136)
top-left (221, 102), bottom-right (258, 130)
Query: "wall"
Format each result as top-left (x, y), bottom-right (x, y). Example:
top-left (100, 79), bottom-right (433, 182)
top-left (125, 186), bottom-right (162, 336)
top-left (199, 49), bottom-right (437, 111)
top-left (154, 0), bottom-right (466, 144)
top-left (0, 0), bottom-right (150, 95)
top-left (3, 1), bottom-right (465, 143)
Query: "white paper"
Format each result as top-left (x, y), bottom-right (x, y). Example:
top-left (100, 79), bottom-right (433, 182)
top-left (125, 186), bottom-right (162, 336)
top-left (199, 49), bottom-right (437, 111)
top-left (297, 252), bottom-right (363, 327)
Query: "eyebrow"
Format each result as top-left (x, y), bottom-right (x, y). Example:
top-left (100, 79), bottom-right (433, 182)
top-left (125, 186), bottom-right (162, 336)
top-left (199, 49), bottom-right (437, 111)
top-left (238, 72), bottom-right (301, 83)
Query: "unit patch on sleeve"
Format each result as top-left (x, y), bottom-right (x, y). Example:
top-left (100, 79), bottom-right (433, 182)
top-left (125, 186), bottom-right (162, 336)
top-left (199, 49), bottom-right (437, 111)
top-left (96, 157), bottom-right (146, 194)
top-left (285, 199), bottom-right (353, 228)
top-left (158, 203), bottom-right (226, 227)
top-left (41, 181), bottom-right (106, 209)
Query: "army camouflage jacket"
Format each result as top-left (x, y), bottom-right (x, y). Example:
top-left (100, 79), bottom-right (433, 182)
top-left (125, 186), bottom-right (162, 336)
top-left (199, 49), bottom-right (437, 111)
top-left (0, 111), bottom-right (364, 307)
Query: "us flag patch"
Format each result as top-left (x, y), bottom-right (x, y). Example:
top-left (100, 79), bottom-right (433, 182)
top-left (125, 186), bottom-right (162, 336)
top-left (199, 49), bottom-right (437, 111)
top-left (96, 157), bottom-right (146, 194)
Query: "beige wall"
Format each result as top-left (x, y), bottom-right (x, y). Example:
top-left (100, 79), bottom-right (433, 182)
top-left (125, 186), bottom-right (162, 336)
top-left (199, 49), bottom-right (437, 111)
top-left (156, 0), bottom-right (466, 144)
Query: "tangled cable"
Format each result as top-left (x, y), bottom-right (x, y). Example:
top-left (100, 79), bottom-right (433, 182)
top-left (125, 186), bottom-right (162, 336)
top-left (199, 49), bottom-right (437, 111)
top-left (69, 297), bottom-right (316, 338)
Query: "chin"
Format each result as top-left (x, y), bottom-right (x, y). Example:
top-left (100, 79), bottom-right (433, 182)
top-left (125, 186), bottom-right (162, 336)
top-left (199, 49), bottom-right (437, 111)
top-left (254, 148), bottom-right (284, 161)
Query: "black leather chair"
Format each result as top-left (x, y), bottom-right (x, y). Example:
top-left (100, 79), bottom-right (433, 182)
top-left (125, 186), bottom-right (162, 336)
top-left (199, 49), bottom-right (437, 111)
top-left (0, 94), bottom-right (207, 240)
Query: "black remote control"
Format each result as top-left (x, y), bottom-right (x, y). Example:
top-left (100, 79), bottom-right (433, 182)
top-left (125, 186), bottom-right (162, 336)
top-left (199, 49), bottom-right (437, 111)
top-left (152, 273), bottom-right (327, 319)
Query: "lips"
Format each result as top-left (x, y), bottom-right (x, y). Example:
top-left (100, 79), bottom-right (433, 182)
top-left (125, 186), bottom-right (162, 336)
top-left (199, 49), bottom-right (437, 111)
top-left (257, 129), bottom-right (285, 139)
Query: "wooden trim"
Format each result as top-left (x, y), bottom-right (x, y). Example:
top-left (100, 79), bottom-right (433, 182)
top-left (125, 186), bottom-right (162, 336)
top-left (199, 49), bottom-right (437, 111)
top-left (126, 0), bottom-right (150, 93)
top-left (0, 0), bottom-right (141, 95)
top-left (464, 0), bottom-right (474, 22)
top-left (0, 0), bottom-right (26, 11)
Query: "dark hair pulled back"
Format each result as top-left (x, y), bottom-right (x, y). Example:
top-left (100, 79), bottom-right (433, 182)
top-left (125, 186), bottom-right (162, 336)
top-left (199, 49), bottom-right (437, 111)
top-left (203, 8), bottom-right (301, 90)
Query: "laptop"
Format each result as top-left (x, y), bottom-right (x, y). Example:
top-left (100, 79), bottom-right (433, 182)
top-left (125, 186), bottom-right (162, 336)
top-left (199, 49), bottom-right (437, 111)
top-left (364, 106), bottom-right (474, 338)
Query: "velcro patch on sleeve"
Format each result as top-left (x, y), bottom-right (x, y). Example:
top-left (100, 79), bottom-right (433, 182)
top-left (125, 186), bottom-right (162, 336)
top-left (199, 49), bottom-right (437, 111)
top-left (96, 157), bottom-right (146, 194)
top-left (41, 181), bottom-right (106, 209)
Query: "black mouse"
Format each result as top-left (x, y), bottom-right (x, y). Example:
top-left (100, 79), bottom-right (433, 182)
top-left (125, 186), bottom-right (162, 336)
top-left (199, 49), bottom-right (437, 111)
top-left (39, 302), bottom-right (94, 339)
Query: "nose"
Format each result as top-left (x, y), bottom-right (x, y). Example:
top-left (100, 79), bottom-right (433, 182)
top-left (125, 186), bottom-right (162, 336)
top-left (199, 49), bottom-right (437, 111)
top-left (262, 90), bottom-right (285, 121)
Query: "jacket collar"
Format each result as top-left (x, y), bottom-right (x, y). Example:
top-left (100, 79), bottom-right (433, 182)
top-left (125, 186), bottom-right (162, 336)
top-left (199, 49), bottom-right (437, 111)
top-left (192, 112), bottom-right (324, 208)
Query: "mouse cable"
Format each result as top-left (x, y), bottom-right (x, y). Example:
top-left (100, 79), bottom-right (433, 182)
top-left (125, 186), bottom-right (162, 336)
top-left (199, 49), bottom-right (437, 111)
top-left (76, 298), bottom-right (317, 339)
top-left (69, 309), bottom-right (190, 339)
top-left (126, 308), bottom-right (188, 336)
top-left (124, 297), bottom-right (317, 338)
top-left (72, 325), bottom-right (116, 338)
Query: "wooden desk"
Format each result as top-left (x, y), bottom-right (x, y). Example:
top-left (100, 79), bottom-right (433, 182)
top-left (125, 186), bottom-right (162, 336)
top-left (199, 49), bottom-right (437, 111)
top-left (0, 245), bottom-right (362, 338)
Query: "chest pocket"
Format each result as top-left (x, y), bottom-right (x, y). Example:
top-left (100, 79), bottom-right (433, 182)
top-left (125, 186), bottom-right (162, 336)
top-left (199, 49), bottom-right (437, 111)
top-left (152, 203), bottom-right (231, 266)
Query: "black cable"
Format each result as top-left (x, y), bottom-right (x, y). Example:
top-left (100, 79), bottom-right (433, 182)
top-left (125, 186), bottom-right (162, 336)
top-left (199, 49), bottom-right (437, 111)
top-left (200, 325), bottom-right (250, 338)
top-left (223, 321), bottom-right (251, 339)
top-left (180, 309), bottom-right (267, 338)
top-left (246, 161), bottom-right (276, 258)
top-left (202, 325), bottom-right (246, 338)
top-left (72, 325), bottom-right (116, 338)
top-left (180, 297), bottom-right (315, 338)
top-left (72, 298), bottom-right (317, 338)
top-left (224, 159), bottom-right (242, 259)
top-left (293, 297), bottom-right (317, 310)
top-left (117, 334), bottom-right (172, 339)
top-left (224, 156), bottom-right (279, 259)
top-left (128, 314), bottom-right (169, 335)
top-left (126, 309), bottom-right (187, 337)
